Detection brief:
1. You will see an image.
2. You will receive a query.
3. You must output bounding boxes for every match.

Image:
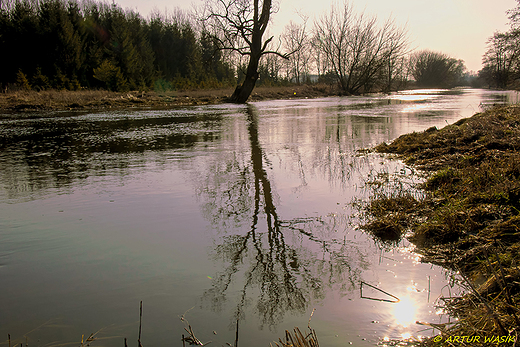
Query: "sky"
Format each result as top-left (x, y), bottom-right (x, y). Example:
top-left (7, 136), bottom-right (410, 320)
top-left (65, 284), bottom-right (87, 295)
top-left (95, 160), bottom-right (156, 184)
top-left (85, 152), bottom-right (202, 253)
top-left (114, 0), bottom-right (517, 72)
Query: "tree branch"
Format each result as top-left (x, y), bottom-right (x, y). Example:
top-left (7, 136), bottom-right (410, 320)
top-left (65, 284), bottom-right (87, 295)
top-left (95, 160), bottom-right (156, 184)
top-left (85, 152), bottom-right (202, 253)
top-left (261, 50), bottom-right (290, 59)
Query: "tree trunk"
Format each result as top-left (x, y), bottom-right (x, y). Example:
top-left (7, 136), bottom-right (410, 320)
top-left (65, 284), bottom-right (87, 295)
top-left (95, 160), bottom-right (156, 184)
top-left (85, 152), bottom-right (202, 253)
top-left (229, 55), bottom-right (260, 103)
top-left (229, 71), bottom-right (258, 103)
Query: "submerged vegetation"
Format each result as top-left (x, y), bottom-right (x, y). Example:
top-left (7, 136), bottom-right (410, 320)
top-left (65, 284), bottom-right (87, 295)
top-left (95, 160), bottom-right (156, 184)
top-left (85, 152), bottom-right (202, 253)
top-left (359, 105), bottom-right (520, 344)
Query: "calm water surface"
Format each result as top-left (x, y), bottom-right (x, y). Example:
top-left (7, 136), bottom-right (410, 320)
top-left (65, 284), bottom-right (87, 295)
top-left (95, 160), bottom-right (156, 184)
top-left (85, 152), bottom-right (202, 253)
top-left (1, 89), bottom-right (519, 347)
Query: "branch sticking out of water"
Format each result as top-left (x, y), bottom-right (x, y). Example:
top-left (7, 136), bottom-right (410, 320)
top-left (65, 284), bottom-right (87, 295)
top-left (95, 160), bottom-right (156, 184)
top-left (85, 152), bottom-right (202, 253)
top-left (182, 325), bottom-right (208, 346)
top-left (138, 301), bottom-right (143, 347)
top-left (179, 309), bottom-right (212, 346)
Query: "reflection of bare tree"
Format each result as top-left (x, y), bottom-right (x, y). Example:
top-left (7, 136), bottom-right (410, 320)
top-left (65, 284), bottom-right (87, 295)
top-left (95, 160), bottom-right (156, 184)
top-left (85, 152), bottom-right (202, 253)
top-left (199, 105), bottom-right (366, 329)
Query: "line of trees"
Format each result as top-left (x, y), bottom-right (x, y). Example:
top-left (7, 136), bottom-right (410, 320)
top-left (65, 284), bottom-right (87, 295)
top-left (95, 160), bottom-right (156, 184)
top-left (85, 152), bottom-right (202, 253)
top-left (0, 0), bottom-right (473, 96)
top-left (0, 0), bottom-right (235, 91)
top-left (480, 0), bottom-right (520, 89)
top-left (199, 0), bottom-right (469, 99)
top-left (275, 3), bottom-right (468, 93)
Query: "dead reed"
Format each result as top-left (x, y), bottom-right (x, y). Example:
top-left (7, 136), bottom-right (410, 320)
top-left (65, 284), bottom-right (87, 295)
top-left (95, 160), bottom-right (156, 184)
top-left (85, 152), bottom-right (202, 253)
top-left (271, 309), bottom-right (319, 347)
top-left (270, 327), bottom-right (319, 347)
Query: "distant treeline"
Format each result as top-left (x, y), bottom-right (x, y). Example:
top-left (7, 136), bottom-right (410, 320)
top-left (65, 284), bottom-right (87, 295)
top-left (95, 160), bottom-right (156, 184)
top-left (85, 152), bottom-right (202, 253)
top-left (0, 0), bottom-right (235, 91)
top-left (480, 0), bottom-right (520, 89)
top-left (4, 0), bottom-right (510, 94)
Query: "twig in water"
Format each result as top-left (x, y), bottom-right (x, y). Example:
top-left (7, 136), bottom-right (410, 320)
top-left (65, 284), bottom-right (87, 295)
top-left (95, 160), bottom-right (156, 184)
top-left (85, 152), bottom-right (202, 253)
top-left (179, 308), bottom-right (211, 346)
top-left (307, 309), bottom-right (315, 329)
top-left (80, 332), bottom-right (97, 346)
top-left (360, 281), bottom-right (400, 303)
top-left (138, 301), bottom-right (143, 347)
top-left (428, 275), bottom-right (431, 303)
top-left (234, 320), bottom-right (239, 347)
top-left (80, 326), bottom-right (110, 346)
top-left (182, 325), bottom-right (208, 346)
top-left (416, 321), bottom-right (455, 334)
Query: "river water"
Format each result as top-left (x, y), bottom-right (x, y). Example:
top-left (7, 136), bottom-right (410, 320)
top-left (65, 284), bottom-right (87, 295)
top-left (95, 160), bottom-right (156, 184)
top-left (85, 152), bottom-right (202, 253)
top-left (0, 88), bottom-right (519, 347)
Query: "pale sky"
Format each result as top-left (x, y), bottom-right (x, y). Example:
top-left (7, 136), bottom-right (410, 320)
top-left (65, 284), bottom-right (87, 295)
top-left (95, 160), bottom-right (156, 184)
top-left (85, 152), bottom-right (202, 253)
top-left (115, 0), bottom-right (517, 72)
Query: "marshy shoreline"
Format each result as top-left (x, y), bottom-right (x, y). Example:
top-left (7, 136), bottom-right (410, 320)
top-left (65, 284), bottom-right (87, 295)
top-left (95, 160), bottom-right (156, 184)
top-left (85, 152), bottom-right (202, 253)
top-left (362, 104), bottom-right (520, 345)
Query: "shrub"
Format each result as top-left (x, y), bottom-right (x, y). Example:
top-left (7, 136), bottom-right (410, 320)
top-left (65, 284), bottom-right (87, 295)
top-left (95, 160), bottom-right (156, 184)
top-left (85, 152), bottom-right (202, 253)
top-left (32, 67), bottom-right (51, 90)
top-left (16, 69), bottom-right (31, 91)
top-left (93, 60), bottom-right (129, 92)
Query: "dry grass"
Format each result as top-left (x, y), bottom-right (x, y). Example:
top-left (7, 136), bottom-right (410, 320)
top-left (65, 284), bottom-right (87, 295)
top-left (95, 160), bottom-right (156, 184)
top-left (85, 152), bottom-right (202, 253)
top-left (357, 192), bottom-right (424, 244)
top-left (0, 84), bottom-right (336, 112)
top-left (0, 89), bottom-right (212, 111)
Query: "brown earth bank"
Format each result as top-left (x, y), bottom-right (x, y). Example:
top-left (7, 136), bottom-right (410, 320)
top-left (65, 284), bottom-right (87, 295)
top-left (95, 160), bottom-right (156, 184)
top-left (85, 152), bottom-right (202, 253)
top-left (361, 105), bottom-right (520, 345)
top-left (0, 84), bottom-right (336, 112)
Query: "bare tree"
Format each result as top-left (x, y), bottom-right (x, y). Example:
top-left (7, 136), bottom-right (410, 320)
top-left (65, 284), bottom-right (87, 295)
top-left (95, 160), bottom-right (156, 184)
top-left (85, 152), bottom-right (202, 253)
top-left (480, 0), bottom-right (520, 88)
top-left (507, 0), bottom-right (520, 29)
top-left (313, 3), bottom-right (354, 92)
top-left (379, 19), bottom-right (409, 92)
top-left (313, 2), bottom-right (409, 94)
top-left (202, 0), bottom-right (290, 103)
top-left (260, 52), bottom-right (284, 85)
top-left (281, 18), bottom-right (311, 84)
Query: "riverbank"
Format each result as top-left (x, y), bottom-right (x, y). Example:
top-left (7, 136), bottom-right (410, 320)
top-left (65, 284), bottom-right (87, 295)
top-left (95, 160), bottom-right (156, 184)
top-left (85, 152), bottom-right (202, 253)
top-left (362, 105), bottom-right (520, 345)
top-left (0, 84), bottom-right (335, 112)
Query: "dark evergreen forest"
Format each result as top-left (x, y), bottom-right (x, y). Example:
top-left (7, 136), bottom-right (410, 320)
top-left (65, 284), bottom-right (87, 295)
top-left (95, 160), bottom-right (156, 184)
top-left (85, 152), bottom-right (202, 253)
top-left (0, 0), bottom-right (236, 91)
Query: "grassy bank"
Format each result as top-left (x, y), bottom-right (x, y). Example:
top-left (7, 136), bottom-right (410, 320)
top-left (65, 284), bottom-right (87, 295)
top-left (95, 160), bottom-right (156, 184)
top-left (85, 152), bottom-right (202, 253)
top-left (361, 105), bottom-right (520, 344)
top-left (0, 84), bottom-right (335, 112)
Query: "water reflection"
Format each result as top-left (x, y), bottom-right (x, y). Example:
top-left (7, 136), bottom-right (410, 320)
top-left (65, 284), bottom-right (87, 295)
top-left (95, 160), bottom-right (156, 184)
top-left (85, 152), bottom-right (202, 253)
top-left (0, 111), bottom-right (223, 200)
top-left (198, 105), bottom-right (366, 329)
top-left (0, 89), bottom-right (516, 347)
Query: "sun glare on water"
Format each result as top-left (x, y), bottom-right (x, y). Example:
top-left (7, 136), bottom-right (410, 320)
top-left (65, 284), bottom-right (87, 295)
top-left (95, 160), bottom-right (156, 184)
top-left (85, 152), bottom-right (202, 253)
top-left (401, 332), bottom-right (412, 340)
top-left (392, 296), bottom-right (416, 327)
